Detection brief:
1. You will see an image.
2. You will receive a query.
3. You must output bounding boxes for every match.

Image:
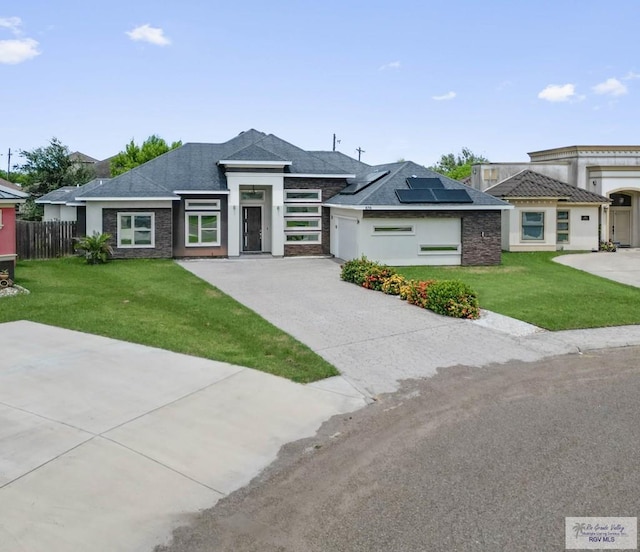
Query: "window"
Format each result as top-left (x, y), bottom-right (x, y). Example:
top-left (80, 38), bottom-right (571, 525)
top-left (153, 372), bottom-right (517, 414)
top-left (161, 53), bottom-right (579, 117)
top-left (521, 211), bottom-right (544, 241)
top-left (118, 213), bottom-right (154, 247)
top-left (483, 168), bottom-right (498, 185)
top-left (557, 210), bottom-right (569, 243)
top-left (373, 225), bottom-right (414, 235)
top-left (185, 199), bottom-right (220, 210)
top-left (0, 209), bottom-right (3, 229)
top-left (284, 205), bottom-right (321, 216)
top-left (285, 233), bottom-right (321, 243)
top-left (418, 244), bottom-right (460, 254)
top-left (284, 189), bottom-right (321, 202)
top-left (240, 190), bottom-right (264, 201)
top-left (186, 213), bottom-right (220, 246)
top-left (285, 218), bottom-right (321, 229)
top-left (284, 189), bottom-right (322, 245)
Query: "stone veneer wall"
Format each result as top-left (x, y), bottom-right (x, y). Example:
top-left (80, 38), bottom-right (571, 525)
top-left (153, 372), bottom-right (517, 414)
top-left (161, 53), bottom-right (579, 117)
top-left (362, 210), bottom-right (502, 266)
top-left (283, 178), bottom-right (347, 256)
top-left (103, 208), bottom-right (173, 259)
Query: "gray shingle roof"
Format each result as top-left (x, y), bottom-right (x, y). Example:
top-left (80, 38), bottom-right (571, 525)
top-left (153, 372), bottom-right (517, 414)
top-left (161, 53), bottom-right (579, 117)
top-left (78, 129), bottom-right (352, 199)
top-left (309, 151), bottom-right (370, 174)
top-left (327, 161), bottom-right (508, 207)
top-left (0, 181), bottom-right (28, 200)
top-left (486, 170), bottom-right (610, 203)
top-left (36, 186), bottom-right (78, 203)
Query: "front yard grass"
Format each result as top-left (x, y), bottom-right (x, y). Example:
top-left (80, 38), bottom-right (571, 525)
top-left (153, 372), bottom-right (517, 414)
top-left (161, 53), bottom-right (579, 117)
top-left (0, 257), bottom-right (337, 383)
top-left (396, 251), bottom-right (640, 330)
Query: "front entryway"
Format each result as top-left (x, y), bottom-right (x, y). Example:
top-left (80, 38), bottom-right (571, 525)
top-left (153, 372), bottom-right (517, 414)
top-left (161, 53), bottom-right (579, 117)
top-left (243, 206), bottom-right (262, 252)
top-left (611, 209), bottom-right (631, 247)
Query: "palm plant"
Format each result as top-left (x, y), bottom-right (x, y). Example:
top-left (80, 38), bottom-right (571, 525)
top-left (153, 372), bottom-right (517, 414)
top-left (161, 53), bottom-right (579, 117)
top-left (74, 232), bottom-right (114, 264)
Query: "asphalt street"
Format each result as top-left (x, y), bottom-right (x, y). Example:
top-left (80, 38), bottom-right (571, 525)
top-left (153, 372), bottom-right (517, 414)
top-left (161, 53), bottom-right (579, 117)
top-left (156, 346), bottom-right (640, 552)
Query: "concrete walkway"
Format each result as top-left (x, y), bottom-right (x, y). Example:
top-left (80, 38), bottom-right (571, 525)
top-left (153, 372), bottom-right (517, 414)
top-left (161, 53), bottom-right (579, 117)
top-left (0, 321), bottom-right (366, 552)
top-left (180, 257), bottom-right (640, 397)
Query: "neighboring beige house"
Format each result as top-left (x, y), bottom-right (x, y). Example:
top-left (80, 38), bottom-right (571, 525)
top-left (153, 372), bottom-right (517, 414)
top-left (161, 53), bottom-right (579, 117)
top-left (485, 170), bottom-right (609, 252)
top-left (471, 146), bottom-right (640, 247)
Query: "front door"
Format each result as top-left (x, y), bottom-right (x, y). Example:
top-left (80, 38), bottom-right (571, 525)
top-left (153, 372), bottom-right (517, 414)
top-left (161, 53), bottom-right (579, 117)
top-left (243, 206), bottom-right (262, 252)
top-left (611, 210), bottom-right (631, 247)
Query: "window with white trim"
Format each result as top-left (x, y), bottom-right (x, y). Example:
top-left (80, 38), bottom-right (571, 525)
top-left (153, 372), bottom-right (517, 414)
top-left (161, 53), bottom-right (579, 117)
top-left (118, 213), bottom-right (154, 247)
top-left (372, 225), bottom-right (414, 235)
top-left (284, 189), bottom-right (322, 245)
top-left (186, 212), bottom-right (220, 246)
top-left (284, 189), bottom-right (321, 202)
top-left (240, 190), bottom-right (264, 201)
top-left (521, 211), bottom-right (544, 241)
top-left (185, 199), bottom-right (220, 210)
top-left (557, 211), bottom-right (569, 243)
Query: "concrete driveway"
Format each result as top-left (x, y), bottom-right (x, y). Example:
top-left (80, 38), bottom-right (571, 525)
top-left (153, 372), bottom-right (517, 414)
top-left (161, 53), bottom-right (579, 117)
top-left (0, 321), bottom-right (365, 552)
top-left (180, 257), bottom-right (640, 396)
top-left (554, 247), bottom-right (640, 287)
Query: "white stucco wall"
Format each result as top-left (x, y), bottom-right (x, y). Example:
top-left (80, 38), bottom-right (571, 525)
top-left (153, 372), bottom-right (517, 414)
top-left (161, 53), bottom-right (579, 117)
top-left (504, 201), bottom-right (600, 251)
top-left (43, 204), bottom-right (60, 221)
top-left (330, 208), bottom-right (462, 266)
top-left (225, 173), bottom-right (284, 257)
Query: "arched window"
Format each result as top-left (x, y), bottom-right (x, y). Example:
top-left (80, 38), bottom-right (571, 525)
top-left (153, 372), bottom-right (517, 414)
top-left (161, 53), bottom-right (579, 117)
top-left (610, 193), bottom-right (632, 207)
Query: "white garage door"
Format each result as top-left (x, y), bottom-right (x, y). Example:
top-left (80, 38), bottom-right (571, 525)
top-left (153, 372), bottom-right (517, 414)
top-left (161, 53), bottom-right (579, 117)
top-left (336, 217), bottom-right (358, 261)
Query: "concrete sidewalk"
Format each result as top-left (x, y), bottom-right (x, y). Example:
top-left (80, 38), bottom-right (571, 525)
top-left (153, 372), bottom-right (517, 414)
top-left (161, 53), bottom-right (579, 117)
top-left (180, 257), bottom-right (640, 396)
top-left (0, 321), bottom-right (366, 552)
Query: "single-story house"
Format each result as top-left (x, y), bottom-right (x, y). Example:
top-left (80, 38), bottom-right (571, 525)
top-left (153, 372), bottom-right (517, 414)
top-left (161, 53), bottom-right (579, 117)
top-left (37, 130), bottom-right (510, 266)
top-left (0, 179), bottom-right (28, 279)
top-left (485, 170), bottom-right (610, 251)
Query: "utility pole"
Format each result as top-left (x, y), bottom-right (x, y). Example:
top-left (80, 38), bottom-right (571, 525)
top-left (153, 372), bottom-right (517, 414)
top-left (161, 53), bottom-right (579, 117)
top-left (332, 133), bottom-right (341, 152)
top-left (7, 148), bottom-right (11, 180)
top-left (356, 147), bottom-right (365, 161)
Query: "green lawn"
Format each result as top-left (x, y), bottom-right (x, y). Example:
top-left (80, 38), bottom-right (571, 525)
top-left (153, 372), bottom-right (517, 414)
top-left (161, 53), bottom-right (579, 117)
top-left (396, 252), bottom-right (640, 330)
top-left (0, 258), bottom-right (337, 383)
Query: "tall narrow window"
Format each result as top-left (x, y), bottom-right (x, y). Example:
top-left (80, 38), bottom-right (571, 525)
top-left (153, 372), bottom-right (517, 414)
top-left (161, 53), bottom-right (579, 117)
top-left (522, 212), bottom-right (544, 241)
top-left (557, 210), bottom-right (569, 243)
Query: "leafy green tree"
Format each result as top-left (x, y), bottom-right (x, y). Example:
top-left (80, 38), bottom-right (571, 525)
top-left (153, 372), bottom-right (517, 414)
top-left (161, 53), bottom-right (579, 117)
top-left (110, 135), bottom-right (182, 176)
top-left (0, 169), bottom-right (28, 186)
top-left (19, 137), bottom-right (95, 198)
top-left (429, 147), bottom-right (488, 181)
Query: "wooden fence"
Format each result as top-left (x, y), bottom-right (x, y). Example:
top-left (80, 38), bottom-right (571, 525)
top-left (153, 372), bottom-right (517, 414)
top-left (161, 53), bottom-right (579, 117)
top-left (16, 220), bottom-right (77, 260)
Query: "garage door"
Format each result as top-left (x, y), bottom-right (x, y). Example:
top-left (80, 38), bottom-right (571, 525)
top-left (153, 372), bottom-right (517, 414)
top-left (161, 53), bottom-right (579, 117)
top-left (336, 217), bottom-right (358, 261)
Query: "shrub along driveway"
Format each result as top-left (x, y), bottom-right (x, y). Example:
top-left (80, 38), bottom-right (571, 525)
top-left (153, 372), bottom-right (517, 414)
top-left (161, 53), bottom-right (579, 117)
top-left (179, 258), bottom-right (640, 397)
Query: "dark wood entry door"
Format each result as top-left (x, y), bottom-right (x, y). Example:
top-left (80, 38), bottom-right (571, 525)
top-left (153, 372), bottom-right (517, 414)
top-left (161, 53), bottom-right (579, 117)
top-left (243, 206), bottom-right (262, 252)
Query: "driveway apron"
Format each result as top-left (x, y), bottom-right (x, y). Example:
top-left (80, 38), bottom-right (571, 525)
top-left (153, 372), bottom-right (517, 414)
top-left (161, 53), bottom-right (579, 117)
top-left (179, 257), bottom-right (640, 397)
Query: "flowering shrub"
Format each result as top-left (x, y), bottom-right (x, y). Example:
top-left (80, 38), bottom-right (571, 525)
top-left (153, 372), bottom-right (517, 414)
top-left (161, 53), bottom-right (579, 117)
top-left (340, 257), bottom-right (480, 320)
top-left (401, 279), bottom-right (436, 308)
top-left (599, 240), bottom-right (617, 252)
top-left (426, 280), bottom-right (480, 319)
top-left (362, 265), bottom-right (396, 291)
top-left (381, 274), bottom-right (407, 295)
top-left (341, 256), bottom-right (379, 285)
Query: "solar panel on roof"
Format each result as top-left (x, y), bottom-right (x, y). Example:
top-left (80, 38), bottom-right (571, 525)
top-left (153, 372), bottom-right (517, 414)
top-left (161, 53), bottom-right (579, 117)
top-left (395, 188), bottom-right (474, 204)
top-left (395, 189), bottom-right (436, 203)
top-left (432, 189), bottom-right (473, 203)
top-left (406, 177), bottom-right (444, 189)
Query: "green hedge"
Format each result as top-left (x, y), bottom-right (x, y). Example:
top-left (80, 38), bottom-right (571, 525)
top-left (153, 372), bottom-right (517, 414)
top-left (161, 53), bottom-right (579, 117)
top-left (340, 256), bottom-right (479, 320)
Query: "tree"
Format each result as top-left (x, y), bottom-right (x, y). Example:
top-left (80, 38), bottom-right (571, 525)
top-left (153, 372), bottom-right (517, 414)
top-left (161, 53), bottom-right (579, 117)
top-left (429, 147), bottom-right (488, 181)
top-left (110, 134), bottom-right (182, 176)
top-left (19, 137), bottom-right (95, 198)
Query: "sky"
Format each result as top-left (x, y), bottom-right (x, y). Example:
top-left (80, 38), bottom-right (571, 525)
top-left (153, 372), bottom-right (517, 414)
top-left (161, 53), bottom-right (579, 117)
top-left (2, 1), bottom-right (640, 172)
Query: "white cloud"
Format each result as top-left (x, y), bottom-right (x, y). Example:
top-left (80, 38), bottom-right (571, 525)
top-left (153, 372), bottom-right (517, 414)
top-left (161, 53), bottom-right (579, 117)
top-left (623, 71), bottom-right (640, 80)
top-left (537, 83), bottom-right (576, 102)
top-left (0, 17), bottom-right (22, 35)
top-left (593, 77), bottom-right (627, 96)
top-left (379, 61), bottom-right (400, 71)
top-left (432, 91), bottom-right (456, 101)
top-left (0, 37), bottom-right (40, 64)
top-left (126, 24), bottom-right (171, 46)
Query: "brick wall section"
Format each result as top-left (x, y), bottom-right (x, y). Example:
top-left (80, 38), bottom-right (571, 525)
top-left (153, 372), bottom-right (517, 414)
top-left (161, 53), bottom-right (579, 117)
top-left (363, 210), bottom-right (502, 266)
top-left (284, 178), bottom-right (347, 256)
top-left (103, 208), bottom-right (173, 259)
